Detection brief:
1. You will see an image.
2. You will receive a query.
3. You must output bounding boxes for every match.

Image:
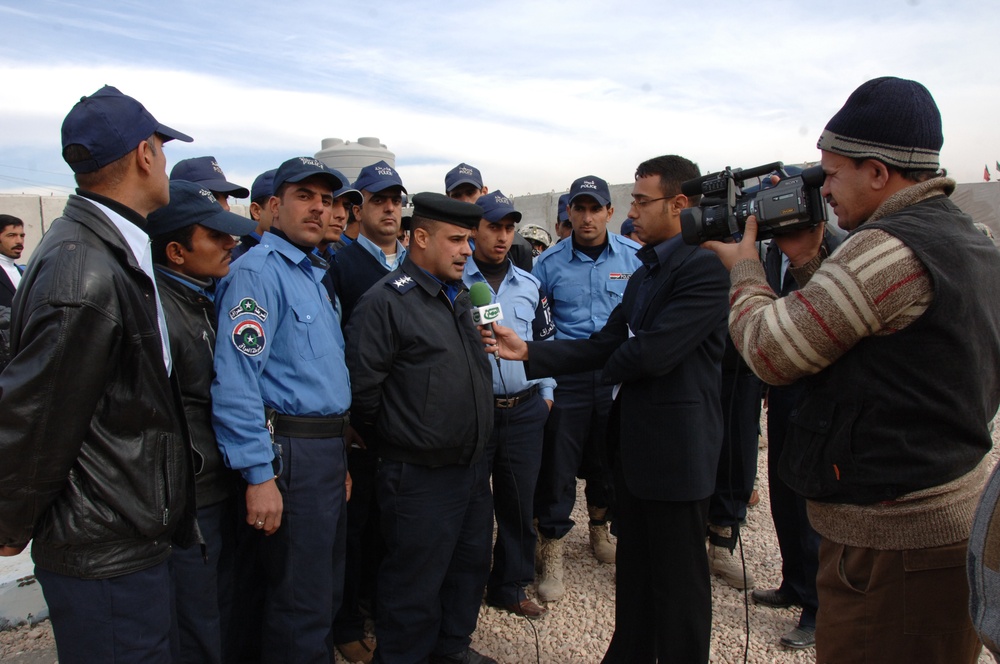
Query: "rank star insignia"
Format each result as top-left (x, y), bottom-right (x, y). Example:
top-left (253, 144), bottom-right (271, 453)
top-left (229, 297), bottom-right (268, 321)
top-left (392, 276), bottom-right (413, 289)
top-left (232, 320), bottom-right (265, 356)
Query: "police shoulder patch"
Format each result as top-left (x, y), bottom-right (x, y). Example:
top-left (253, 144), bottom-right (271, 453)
top-left (229, 297), bottom-right (268, 321)
top-left (232, 320), bottom-right (266, 356)
top-left (388, 275), bottom-right (417, 294)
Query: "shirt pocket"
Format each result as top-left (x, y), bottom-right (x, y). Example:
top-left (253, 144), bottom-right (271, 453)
top-left (291, 301), bottom-right (331, 360)
top-left (605, 278), bottom-right (627, 303)
top-left (513, 304), bottom-right (535, 340)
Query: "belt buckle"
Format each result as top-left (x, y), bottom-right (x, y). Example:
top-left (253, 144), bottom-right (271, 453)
top-left (495, 397), bottom-right (515, 409)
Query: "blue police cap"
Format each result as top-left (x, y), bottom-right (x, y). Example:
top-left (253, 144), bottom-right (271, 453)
top-left (148, 180), bottom-right (257, 238)
top-left (62, 85), bottom-right (193, 174)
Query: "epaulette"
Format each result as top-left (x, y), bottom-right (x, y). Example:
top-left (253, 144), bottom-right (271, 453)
top-left (386, 273), bottom-right (418, 294)
top-left (234, 245), bottom-right (270, 274)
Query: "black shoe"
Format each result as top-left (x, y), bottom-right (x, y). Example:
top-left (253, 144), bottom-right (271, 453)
top-left (429, 648), bottom-right (499, 664)
top-left (751, 587), bottom-right (798, 608)
top-left (779, 625), bottom-right (816, 649)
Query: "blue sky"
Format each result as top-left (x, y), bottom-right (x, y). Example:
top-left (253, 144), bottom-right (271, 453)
top-left (0, 0), bottom-right (998, 198)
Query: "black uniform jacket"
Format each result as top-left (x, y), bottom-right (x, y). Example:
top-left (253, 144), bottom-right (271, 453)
top-left (345, 257), bottom-right (494, 467)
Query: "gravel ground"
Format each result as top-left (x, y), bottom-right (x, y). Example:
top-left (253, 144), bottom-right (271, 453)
top-left (5, 412), bottom-right (998, 663)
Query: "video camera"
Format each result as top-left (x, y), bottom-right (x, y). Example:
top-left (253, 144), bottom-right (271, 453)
top-left (679, 162), bottom-right (827, 245)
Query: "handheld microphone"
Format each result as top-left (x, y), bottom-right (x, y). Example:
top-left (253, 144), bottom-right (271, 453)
top-left (469, 282), bottom-right (504, 325)
top-left (469, 281), bottom-right (503, 361)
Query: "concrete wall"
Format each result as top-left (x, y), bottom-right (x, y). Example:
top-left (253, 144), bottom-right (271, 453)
top-left (0, 196), bottom-right (249, 262)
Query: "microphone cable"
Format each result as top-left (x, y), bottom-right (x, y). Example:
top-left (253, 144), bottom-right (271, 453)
top-left (722, 350), bottom-right (751, 664)
top-left (495, 349), bottom-right (542, 664)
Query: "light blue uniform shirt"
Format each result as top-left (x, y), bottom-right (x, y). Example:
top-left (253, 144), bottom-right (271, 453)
top-left (211, 232), bottom-right (352, 485)
top-left (531, 233), bottom-right (642, 340)
top-left (463, 259), bottom-right (556, 401)
top-left (356, 233), bottom-right (407, 271)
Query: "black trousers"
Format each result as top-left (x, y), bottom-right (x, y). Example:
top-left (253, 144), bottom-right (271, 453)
top-left (602, 465), bottom-right (712, 663)
top-left (767, 383), bottom-right (820, 627)
top-left (709, 370), bottom-right (762, 528)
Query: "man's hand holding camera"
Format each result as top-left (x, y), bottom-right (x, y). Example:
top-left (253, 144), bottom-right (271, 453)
top-left (704, 216), bottom-right (825, 272)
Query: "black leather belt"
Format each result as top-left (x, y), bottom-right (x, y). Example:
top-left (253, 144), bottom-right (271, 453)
top-left (494, 385), bottom-right (538, 409)
top-left (265, 408), bottom-right (349, 439)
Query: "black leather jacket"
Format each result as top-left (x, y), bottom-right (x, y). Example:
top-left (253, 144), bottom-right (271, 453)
top-left (156, 268), bottom-right (238, 508)
top-left (0, 192), bottom-right (198, 579)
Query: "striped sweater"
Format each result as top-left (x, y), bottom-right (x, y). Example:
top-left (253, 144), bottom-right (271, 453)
top-left (730, 177), bottom-right (986, 549)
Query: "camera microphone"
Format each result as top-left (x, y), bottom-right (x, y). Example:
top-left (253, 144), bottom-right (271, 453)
top-left (469, 281), bottom-right (503, 361)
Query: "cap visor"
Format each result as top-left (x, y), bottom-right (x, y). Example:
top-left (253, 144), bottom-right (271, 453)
top-left (156, 124), bottom-right (194, 143)
top-left (447, 177), bottom-right (483, 191)
top-left (569, 193), bottom-right (610, 207)
top-left (334, 188), bottom-right (364, 206)
top-left (199, 178), bottom-right (250, 199)
top-left (365, 181), bottom-right (407, 194)
top-left (201, 209), bottom-right (258, 236)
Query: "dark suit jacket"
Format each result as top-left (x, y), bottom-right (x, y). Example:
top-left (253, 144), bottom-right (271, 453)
top-left (526, 240), bottom-right (730, 502)
top-left (0, 267), bottom-right (19, 308)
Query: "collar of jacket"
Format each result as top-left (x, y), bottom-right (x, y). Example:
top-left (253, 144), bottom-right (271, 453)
top-left (401, 256), bottom-right (468, 300)
top-left (76, 189), bottom-right (149, 232)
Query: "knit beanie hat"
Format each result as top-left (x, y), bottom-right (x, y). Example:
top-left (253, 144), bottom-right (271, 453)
top-left (817, 76), bottom-right (942, 171)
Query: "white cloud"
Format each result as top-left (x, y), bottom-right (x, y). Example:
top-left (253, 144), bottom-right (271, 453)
top-left (1, 0), bottom-right (998, 196)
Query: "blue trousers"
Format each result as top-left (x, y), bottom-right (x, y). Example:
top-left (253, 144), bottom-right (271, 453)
top-left (37, 560), bottom-right (174, 664)
top-left (374, 458), bottom-right (493, 664)
top-left (485, 393), bottom-right (549, 605)
top-left (259, 434), bottom-right (348, 663)
top-left (535, 371), bottom-right (614, 539)
top-left (330, 443), bottom-right (382, 645)
top-left (170, 498), bottom-right (238, 664)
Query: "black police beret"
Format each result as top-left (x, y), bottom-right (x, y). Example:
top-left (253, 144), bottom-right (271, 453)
top-left (411, 192), bottom-right (483, 230)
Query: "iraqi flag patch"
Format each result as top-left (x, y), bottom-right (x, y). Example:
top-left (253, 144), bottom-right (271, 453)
top-left (232, 320), bottom-right (266, 356)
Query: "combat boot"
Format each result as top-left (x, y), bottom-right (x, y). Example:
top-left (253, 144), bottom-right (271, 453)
top-left (708, 524), bottom-right (754, 589)
top-left (536, 534), bottom-right (565, 602)
top-left (587, 505), bottom-right (616, 564)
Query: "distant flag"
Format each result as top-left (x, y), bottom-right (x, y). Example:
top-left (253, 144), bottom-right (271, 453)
top-left (986, 165), bottom-right (992, 182)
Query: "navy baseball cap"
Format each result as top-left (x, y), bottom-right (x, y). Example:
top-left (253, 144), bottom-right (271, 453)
top-left (620, 219), bottom-right (636, 236)
top-left (557, 193), bottom-right (570, 222)
top-left (272, 157), bottom-right (348, 194)
top-left (476, 190), bottom-right (522, 223)
top-left (354, 160), bottom-right (406, 194)
top-left (148, 180), bottom-right (257, 238)
top-left (568, 175), bottom-right (611, 207)
top-left (170, 156), bottom-right (249, 199)
top-left (250, 169), bottom-right (277, 202)
top-left (445, 163), bottom-right (484, 192)
top-left (62, 85), bottom-right (193, 174)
